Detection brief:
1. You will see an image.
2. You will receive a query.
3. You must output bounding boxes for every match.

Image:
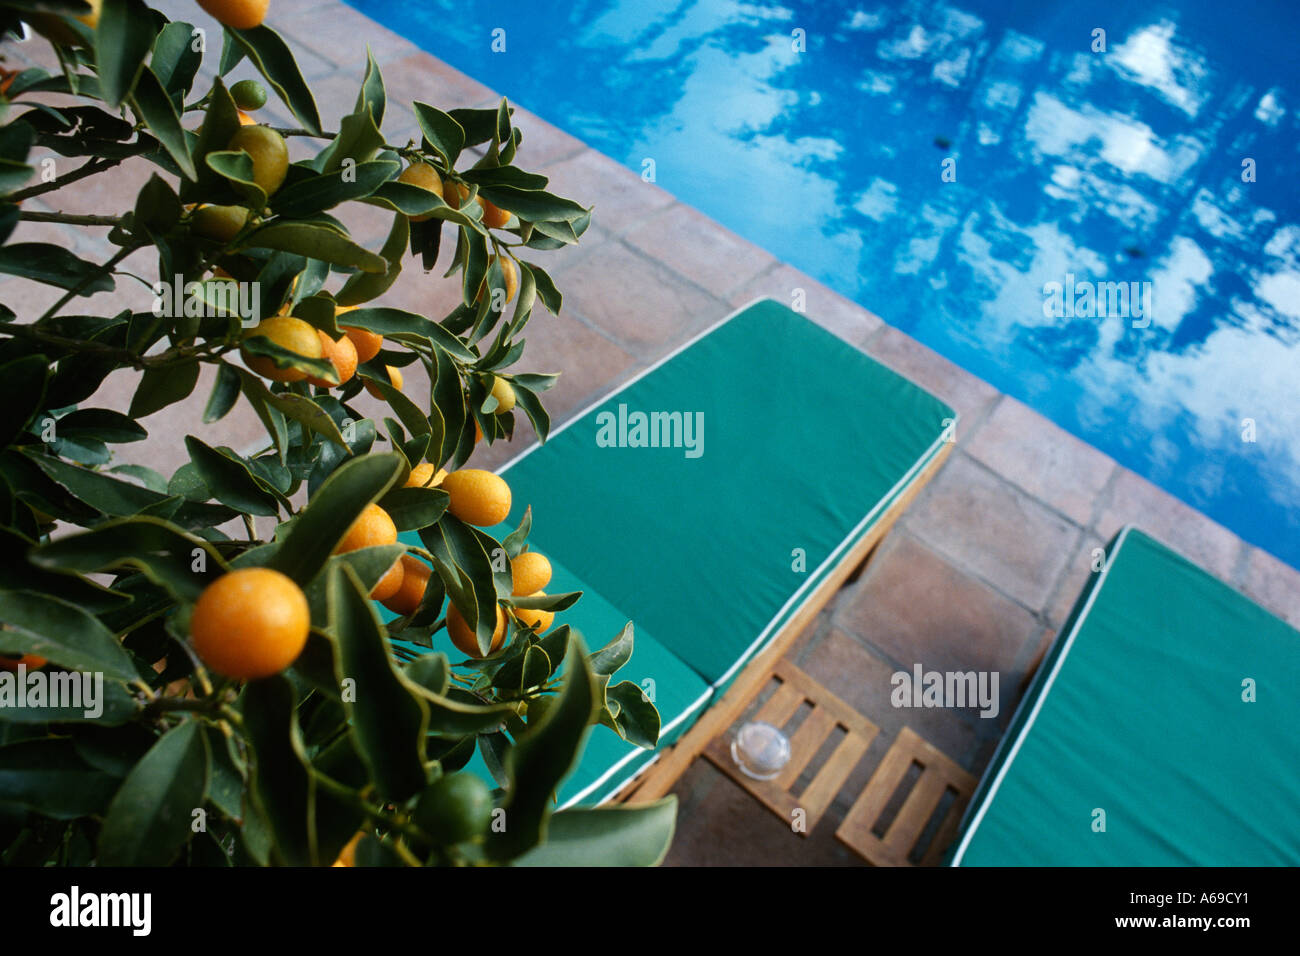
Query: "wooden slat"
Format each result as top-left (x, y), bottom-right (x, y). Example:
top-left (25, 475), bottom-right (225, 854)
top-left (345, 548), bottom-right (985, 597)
top-left (753, 681), bottom-right (805, 731)
top-left (794, 732), bottom-right (871, 825)
top-left (881, 771), bottom-right (947, 860)
top-left (774, 707), bottom-right (838, 790)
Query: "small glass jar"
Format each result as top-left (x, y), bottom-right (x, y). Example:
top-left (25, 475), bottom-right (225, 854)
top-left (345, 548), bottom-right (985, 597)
top-left (731, 720), bottom-right (791, 780)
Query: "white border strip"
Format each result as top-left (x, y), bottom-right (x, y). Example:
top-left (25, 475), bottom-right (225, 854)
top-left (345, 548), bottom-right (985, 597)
top-left (948, 525), bottom-right (1134, 866)
top-left (496, 297), bottom-right (957, 808)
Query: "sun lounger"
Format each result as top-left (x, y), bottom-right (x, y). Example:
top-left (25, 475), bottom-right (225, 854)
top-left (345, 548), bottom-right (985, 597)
top-left (950, 526), bottom-right (1300, 866)
top-left (388, 298), bottom-right (956, 806)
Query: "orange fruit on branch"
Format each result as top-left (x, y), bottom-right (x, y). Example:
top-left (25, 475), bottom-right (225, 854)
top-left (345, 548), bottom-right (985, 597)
top-left (190, 568), bottom-right (310, 680)
top-left (405, 463), bottom-right (447, 489)
top-left (241, 315), bottom-right (323, 383)
top-left (440, 469), bottom-right (511, 526)
top-left (342, 325), bottom-right (382, 363)
top-left (446, 603), bottom-right (505, 658)
top-left (512, 593), bottom-right (553, 635)
top-left (306, 330), bottom-right (357, 388)
top-left (334, 503), bottom-right (397, 554)
top-left (191, 204), bottom-right (249, 242)
top-left (197, 0), bottom-right (268, 31)
top-left (510, 551), bottom-right (551, 596)
top-left (226, 124), bottom-right (289, 196)
top-left (380, 554), bottom-right (434, 616)
top-left (364, 364), bottom-right (402, 399)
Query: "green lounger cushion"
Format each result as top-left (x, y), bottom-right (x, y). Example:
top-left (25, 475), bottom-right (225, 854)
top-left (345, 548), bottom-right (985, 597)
top-left (951, 527), bottom-right (1300, 866)
top-left (496, 298), bottom-right (954, 691)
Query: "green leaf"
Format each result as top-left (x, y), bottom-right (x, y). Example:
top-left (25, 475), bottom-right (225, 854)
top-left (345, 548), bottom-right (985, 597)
top-left (239, 676), bottom-right (312, 866)
top-left (0, 739), bottom-right (121, 820)
top-left (0, 590), bottom-right (138, 682)
top-left (524, 261), bottom-right (562, 314)
top-left (354, 49), bottom-right (386, 128)
top-left (96, 0), bottom-right (155, 108)
top-left (328, 563), bottom-right (428, 801)
top-left (184, 436), bottom-right (281, 516)
top-left (133, 172), bottom-right (183, 233)
top-left (0, 355), bottom-right (49, 450)
top-left (239, 374), bottom-right (347, 448)
top-left (475, 185), bottom-right (588, 223)
top-left (240, 222), bottom-right (386, 273)
top-left (151, 20), bottom-right (203, 98)
top-left (129, 65), bottom-right (196, 180)
top-left (182, 78), bottom-right (240, 203)
top-left (30, 515), bottom-right (227, 603)
top-left (608, 680), bottom-right (661, 749)
top-left (203, 362), bottom-right (242, 423)
top-left (226, 25), bottom-right (323, 136)
top-left (404, 652), bottom-right (449, 696)
top-left (23, 450), bottom-right (172, 517)
top-left (97, 721), bottom-right (210, 866)
top-left (506, 591), bottom-right (581, 612)
top-left (204, 148), bottom-right (266, 208)
top-left (589, 622), bottom-right (635, 676)
top-left (487, 632), bottom-right (597, 860)
top-left (421, 518), bottom-right (499, 655)
top-left (413, 102), bottom-right (465, 168)
top-left (501, 506), bottom-right (532, 560)
top-left (512, 799), bottom-right (678, 866)
top-left (340, 307), bottom-right (476, 362)
top-left (377, 485), bottom-right (449, 532)
top-left (271, 158), bottom-right (397, 218)
top-left (129, 361), bottom-right (200, 418)
top-left (311, 105), bottom-right (385, 175)
top-left (0, 243), bottom-right (114, 294)
top-left (336, 209), bottom-right (407, 306)
top-left (268, 451), bottom-right (403, 584)
top-left (53, 408), bottom-right (146, 444)
top-left (0, 680), bottom-right (138, 725)
top-left (512, 381), bottom-right (551, 444)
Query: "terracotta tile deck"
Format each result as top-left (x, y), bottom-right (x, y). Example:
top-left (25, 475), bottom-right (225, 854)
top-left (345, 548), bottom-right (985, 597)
top-left (2, 1), bottom-right (1297, 868)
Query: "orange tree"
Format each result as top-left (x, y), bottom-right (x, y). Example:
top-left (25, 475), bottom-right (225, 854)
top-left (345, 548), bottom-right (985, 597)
top-left (0, 0), bottom-right (673, 866)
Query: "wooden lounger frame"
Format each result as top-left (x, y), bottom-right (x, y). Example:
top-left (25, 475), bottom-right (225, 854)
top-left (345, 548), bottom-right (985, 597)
top-left (619, 440), bottom-right (954, 804)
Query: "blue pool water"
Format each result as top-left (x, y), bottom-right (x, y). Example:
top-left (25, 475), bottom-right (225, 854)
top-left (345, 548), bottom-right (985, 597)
top-left (349, 0), bottom-right (1300, 570)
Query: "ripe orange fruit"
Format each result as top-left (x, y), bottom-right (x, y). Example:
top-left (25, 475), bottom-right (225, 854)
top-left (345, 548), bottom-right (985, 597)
top-left (370, 557), bottom-right (404, 602)
top-left (0, 653), bottom-right (46, 672)
top-left (440, 470), bottom-right (511, 526)
top-left (341, 325), bottom-right (382, 363)
top-left (364, 364), bottom-right (402, 399)
top-left (478, 196), bottom-right (510, 229)
top-left (397, 162), bottom-right (444, 221)
top-left (381, 554), bottom-right (433, 616)
top-left (192, 204), bottom-right (249, 242)
top-left (512, 593), bottom-right (553, 635)
top-left (489, 375), bottom-right (516, 413)
top-left (334, 503), bottom-right (397, 553)
top-left (241, 315), bottom-right (323, 383)
top-left (475, 255), bottom-right (518, 304)
top-left (237, 110), bottom-right (256, 126)
top-left (197, 0), bottom-right (268, 31)
top-left (405, 463), bottom-right (447, 488)
top-left (443, 180), bottom-right (469, 208)
top-left (474, 418), bottom-right (483, 444)
top-left (510, 551), bottom-right (552, 595)
top-left (446, 603), bottom-right (505, 658)
top-left (190, 568), bottom-right (310, 680)
top-left (226, 125), bottom-right (289, 196)
top-left (306, 331), bottom-right (358, 388)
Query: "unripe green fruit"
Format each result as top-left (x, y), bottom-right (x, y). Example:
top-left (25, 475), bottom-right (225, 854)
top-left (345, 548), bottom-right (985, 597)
top-left (231, 79), bottom-right (268, 110)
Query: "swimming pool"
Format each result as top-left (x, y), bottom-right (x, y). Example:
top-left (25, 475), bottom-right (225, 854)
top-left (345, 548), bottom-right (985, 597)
top-left (349, 0), bottom-right (1300, 571)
